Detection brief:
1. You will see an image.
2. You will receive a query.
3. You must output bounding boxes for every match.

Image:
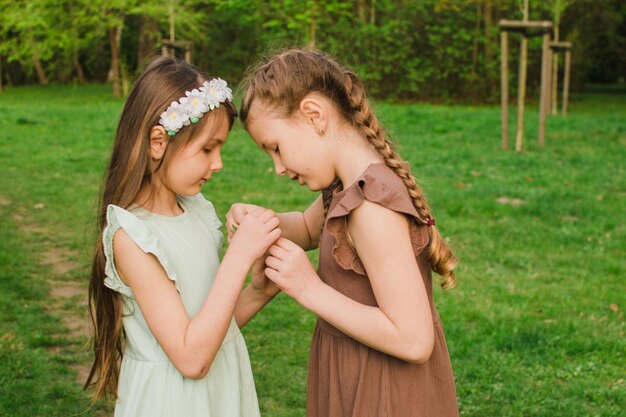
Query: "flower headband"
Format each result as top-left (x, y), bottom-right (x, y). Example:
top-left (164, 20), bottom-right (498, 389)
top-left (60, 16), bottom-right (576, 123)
top-left (159, 78), bottom-right (233, 136)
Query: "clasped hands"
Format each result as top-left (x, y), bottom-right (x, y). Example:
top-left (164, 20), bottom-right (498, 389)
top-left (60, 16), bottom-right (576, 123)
top-left (226, 203), bottom-right (319, 303)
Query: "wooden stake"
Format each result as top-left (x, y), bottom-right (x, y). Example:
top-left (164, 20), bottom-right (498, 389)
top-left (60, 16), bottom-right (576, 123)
top-left (538, 32), bottom-right (550, 148)
top-left (562, 49), bottom-right (571, 115)
top-left (515, 0), bottom-right (529, 152)
top-left (551, 25), bottom-right (560, 115)
top-left (551, 50), bottom-right (559, 114)
top-left (501, 31), bottom-right (509, 149)
top-left (516, 35), bottom-right (528, 152)
top-left (545, 47), bottom-right (552, 117)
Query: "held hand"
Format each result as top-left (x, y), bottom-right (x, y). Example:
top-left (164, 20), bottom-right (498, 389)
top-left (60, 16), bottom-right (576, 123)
top-left (264, 238), bottom-right (321, 305)
top-left (226, 203), bottom-right (262, 242)
top-left (228, 207), bottom-right (281, 264)
top-left (250, 254), bottom-right (281, 299)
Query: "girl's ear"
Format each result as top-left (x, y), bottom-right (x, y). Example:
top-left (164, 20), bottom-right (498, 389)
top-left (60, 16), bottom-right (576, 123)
top-left (299, 94), bottom-right (328, 136)
top-left (149, 126), bottom-right (169, 160)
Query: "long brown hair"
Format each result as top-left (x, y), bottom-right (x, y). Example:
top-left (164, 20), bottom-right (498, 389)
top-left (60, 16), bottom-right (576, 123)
top-left (84, 56), bottom-right (237, 400)
top-left (240, 48), bottom-right (457, 289)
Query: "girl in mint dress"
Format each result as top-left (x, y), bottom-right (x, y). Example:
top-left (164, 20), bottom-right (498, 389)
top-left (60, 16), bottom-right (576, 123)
top-left (84, 57), bottom-right (281, 417)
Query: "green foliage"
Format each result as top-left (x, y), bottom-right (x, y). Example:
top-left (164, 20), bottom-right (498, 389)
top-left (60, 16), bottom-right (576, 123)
top-left (0, 0), bottom-right (54, 69)
top-left (1, 0), bottom-right (625, 100)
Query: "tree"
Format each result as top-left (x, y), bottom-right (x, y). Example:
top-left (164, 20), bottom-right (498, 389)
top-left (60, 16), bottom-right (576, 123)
top-left (550, 0), bottom-right (576, 113)
top-left (97, 0), bottom-right (138, 96)
top-left (0, 0), bottom-right (56, 85)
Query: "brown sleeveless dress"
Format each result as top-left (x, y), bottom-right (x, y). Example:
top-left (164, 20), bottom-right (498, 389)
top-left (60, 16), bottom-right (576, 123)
top-left (307, 163), bottom-right (459, 417)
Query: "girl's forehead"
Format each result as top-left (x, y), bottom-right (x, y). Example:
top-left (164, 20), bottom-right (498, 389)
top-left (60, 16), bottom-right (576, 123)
top-left (188, 113), bottom-right (230, 144)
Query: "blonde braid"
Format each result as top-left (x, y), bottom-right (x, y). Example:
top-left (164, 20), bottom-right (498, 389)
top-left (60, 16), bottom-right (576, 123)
top-left (238, 48), bottom-right (458, 288)
top-left (344, 71), bottom-right (458, 289)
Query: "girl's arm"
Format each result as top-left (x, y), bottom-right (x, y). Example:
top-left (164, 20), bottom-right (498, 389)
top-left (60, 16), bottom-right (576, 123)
top-left (265, 201), bottom-right (435, 363)
top-left (234, 256), bottom-right (277, 328)
top-left (113, 208), bottom-right (280, 379)
top-left (227, 195), bottom-right (324, 251)
top-left (230, 197), bottom-right (324, 327)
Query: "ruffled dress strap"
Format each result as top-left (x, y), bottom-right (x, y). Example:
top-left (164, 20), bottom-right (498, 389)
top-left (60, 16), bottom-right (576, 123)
top-left (102, 205), bottom-right (180, 298)
top-left (325, 163), bottom-right (430, 276)
top-left (178, 193), bottom-right (224, 250)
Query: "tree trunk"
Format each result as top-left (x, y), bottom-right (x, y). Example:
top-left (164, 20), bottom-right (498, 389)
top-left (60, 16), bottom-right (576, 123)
top-left (73, 47), bottom-right (86, 84)
top-left (169, 0), bottom-right (175, 42)
top-left (357, 0), bottom-right (366, 22)
top-left (370, 0), bottom-right (376, 26)
top-left (138, 16), bottom-right (158, 67)
top-left (108, 25), bottom-right (121, 97)
top-left (32, 50), bottom-right (48, 86)
top-left (484, 0), bottom-right (495, 93)
top-left (484, 0), bottom-right (493, 61)
top-left (309, 0), bottom-right (317, 48)
top-left (472, 0), bottom-right (482, 75)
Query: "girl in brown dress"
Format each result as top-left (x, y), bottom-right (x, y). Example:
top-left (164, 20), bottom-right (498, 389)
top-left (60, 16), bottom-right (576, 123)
top-left (228, 48), bottom-right (459, 417)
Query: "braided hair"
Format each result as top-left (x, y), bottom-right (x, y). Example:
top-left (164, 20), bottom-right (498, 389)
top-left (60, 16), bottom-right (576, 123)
top-left (240, 48), bottom-right (457, 289)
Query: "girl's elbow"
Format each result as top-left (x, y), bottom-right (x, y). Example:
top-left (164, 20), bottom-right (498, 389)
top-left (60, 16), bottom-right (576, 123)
top-left (176, 360), bottom-right (212, 380)
top-left (405, 344), bottom-right (434, 364)
top-left (402, 336), bottom-right (435, 364)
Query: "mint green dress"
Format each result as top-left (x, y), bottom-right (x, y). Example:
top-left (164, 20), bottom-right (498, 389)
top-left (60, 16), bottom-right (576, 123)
top-left (102, 193), bottom-right (260, 417)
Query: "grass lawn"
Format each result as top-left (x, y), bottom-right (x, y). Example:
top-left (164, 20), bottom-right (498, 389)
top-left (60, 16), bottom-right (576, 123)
top-left (0, 84), bottom-right (624, 416)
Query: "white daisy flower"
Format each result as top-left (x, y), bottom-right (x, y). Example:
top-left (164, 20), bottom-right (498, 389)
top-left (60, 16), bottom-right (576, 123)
top-left (201, 79), bottom-right (232, 109)
top-left (180, 88), bottom-right (209, 119)
top-left (159, 101), bottom-right (189, 134)
top-left (159, 78), bottom-right (232, 135)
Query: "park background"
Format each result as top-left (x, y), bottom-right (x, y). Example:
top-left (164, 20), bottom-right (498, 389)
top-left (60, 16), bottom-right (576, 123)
top-left (0, 0), bottom-right (624, 416)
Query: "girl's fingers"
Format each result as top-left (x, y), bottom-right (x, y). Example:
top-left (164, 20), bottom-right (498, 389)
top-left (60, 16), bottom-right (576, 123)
top-left (267, 228), bottom-right (282, 243)
top-left (230, 205), bottom-right (249, 223)
top-left (268, 243), bottom-right (289, 260)
top-left (265, 255), bottom-right (280, 270)
top-left (275, 237), bottom-right (298, 251)
top-left (248, 206), bottom-right (268, 217)
top-left (265, 216), bottom-right (280, 231)
top-left (258, 208), bottom-right (276, 223)
top-left (264, 267), bottom-right (280, 285)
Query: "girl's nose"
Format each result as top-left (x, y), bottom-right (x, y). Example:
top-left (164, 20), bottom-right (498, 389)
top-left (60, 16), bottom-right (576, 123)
top-left (273, 159), bottom-right (287, 176)
top-left (210, 152), bottom-right (223, 172)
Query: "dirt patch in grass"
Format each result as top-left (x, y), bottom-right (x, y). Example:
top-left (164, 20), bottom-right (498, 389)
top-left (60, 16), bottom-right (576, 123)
top-left (11, 209), bottom-right (93, 387)
top-left (50, 283), bottom-right (84, 299)
top-left (40, 252), bottom-right (92, 382)
top-left (40, 247), bottom-right (81, 276)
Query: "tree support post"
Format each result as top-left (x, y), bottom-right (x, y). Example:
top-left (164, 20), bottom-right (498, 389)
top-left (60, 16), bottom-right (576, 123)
top-left (538, 32), bottom-right (551, 148)
top-left (562, 48), bottom-right (571, 115)
top-left (498, 18), bottom-right (553, 151)
top-left (500, 31), bottom-right (509, 150)
top-left (548, 41), bottom-right (573, 117)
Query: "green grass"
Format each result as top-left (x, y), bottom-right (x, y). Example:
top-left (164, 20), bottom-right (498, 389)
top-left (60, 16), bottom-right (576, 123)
top-left (0, 84), bottom-right (624, 416)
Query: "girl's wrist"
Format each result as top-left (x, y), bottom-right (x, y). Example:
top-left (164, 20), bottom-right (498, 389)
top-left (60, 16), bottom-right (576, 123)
top-left (222, 249), bottom-right (254, 276)
top-left (298, 275), bottom-right (326, 311)
top-left (247, 284), bottom-right (280, 301)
